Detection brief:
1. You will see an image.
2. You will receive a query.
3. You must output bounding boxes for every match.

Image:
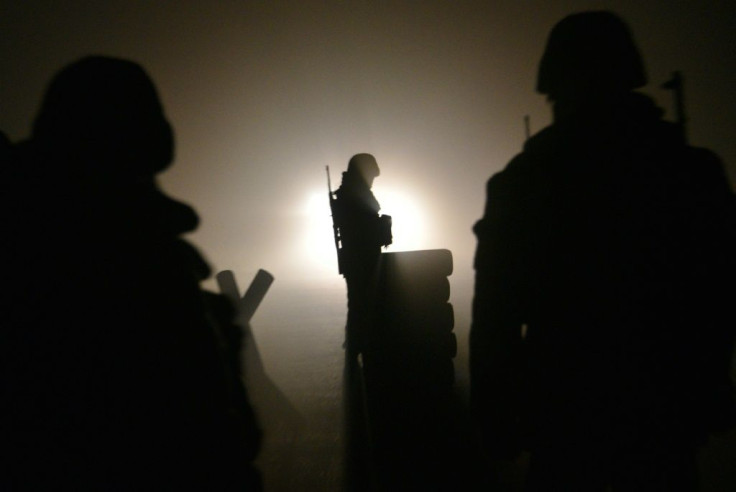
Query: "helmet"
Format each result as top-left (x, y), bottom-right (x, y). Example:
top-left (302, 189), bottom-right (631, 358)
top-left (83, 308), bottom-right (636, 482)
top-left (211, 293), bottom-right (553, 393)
top-left (536, 11), bottom-right (647, 101)
top-left (347, 153), bottom-right (380, 181)
top-left (32, 56), bottom-right (173, 175)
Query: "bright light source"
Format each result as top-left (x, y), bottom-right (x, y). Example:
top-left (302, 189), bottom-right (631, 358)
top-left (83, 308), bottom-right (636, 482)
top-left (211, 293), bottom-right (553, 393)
top-left (300, 186), bottom-right (426, 275)
top-left (303, 192), bottom-right (339, 274)
top-left (374, 187), bottom-right (426, 251)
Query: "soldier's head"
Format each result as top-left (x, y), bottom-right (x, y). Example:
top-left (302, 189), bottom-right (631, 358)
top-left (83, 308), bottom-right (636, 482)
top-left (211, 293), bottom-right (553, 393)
top-left (536, 11), bottom-right (647, 103)
top-left (347, 153), bottom-right (380, 188)
top-left (32, 56), bottom-right (174, 178)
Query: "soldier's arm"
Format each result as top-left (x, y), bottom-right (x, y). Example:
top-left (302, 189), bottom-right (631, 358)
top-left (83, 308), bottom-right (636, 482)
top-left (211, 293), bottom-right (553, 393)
top-left (470, 171), bottom-right (528, 459)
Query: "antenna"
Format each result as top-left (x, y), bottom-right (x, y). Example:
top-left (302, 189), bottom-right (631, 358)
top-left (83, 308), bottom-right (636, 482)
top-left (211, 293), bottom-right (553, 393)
top-left (524, 115), bottom-right (531, 141)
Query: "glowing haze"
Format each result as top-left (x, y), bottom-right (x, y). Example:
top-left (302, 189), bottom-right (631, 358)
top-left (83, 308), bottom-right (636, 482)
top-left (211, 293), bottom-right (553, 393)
top-left (3, 5), bottom-right (735, 487)
top-left (2, 1), bottom-right (734, 302)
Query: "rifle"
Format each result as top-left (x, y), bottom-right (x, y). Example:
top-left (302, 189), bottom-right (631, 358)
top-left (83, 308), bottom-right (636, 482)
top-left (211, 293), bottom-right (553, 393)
top-left (326, 166), bottom-right (344, 275)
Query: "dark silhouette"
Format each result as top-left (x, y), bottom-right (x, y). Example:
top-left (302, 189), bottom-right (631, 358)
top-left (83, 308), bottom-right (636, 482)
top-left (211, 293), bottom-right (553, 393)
top-left (330, 154), bottom-right (392, 358)
top-left (471, 11), bottom-right (736, 491)
top-left (1, 56), bottom-right (261, 490)
top-left (328, 160), bottom-right (471, 488)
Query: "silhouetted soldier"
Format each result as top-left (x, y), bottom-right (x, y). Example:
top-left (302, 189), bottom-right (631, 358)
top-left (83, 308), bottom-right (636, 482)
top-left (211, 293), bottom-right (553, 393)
top-left (1, 57), bottom-right (261, 490)
top-left (471, 12), bottom-right (736, 491)
top-left (333, 153), bottom-right (392, 358)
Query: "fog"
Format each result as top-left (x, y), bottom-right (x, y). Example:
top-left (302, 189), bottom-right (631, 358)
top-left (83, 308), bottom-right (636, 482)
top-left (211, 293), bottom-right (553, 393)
top-left (3, 1), bottom-right (736, 488)
top-left (4, 0), bottom-right (735, 402)
top-left (3, 1), bottom-right (734, 298)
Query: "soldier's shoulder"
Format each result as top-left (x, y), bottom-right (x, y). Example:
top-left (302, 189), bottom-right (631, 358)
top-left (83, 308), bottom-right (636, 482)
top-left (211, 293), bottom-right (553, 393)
top-left (684, 145), bottom-right (723, 167)
top-left (485, 133), bottom-right (553, 196)
top-left (679, 145), bottom-right (732, 192)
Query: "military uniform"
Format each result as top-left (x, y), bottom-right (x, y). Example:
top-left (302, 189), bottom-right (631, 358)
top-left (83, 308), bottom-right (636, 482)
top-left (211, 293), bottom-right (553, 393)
top-left (1, 57), bottom-right (261, 491)
top-left (471, 12), bottom-right (736, 491)
top-left (333, 154), bottom-right (391, 356)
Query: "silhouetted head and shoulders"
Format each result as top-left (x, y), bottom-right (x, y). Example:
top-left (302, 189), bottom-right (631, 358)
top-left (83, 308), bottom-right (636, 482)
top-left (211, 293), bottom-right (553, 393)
top-left (31, 55), bottom-right (174, 175)
top-left (477, 10), bottom-right (735, 340)
top-left (11, 56), bottom-right (202, 269)
top-left (526, 11), bottom-right (664, 152)
top-left (333, 152), bottom-right (391, 273)
top-left (336, 152), bottom-right (382, 214)
top-left (479, 11), bottom-right (730, 224)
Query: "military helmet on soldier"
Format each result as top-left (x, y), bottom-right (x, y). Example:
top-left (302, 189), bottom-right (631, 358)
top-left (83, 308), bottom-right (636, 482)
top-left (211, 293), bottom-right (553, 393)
top-left (536, 11), bottom-right (647, 101)
top-left (347, 153), bottom-right (380, 183)
top-left (32, 56), bottom-right (174, 176)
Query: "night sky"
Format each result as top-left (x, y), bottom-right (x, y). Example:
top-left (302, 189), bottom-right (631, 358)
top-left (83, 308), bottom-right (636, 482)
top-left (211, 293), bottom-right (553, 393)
top-left (2, 0), bottom-right (735, 308)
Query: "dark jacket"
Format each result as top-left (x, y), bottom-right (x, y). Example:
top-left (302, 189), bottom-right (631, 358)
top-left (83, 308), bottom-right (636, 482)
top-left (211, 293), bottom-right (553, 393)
top-left (334, 171), bottom-right (386, 277)
top-left (1, 141), bottom-right (261, 491)
top-left (471, 92), bottom-right (736, 454)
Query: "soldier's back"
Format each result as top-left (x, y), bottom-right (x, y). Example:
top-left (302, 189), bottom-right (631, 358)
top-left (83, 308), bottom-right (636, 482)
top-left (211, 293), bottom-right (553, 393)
top-left (480, 91), bottom-right (735, 440)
